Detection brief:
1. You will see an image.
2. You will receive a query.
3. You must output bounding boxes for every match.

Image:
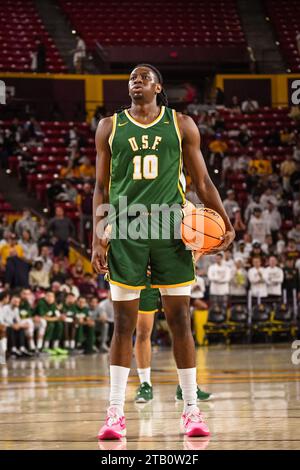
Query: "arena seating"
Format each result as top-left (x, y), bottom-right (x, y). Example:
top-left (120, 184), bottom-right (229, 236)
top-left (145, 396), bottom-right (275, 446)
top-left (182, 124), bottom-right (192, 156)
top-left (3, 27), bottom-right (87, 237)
top-left (0, 0), bottom-right (67, 73)
top-left (57, 0), bottom-right (246, 49)
top-left (0, 193), bottom-right (13, 213)
top-left (204, 106), bottom-right (295, 215)
top-left (265, 0), bottom-right (300, 72)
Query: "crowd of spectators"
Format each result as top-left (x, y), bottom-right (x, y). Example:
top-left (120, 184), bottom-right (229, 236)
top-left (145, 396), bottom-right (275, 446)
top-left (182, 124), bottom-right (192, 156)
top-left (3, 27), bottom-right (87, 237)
top-left (186, 94), bottom-right (300, 316)
top-left (0, 208), bottom-right (112, 361)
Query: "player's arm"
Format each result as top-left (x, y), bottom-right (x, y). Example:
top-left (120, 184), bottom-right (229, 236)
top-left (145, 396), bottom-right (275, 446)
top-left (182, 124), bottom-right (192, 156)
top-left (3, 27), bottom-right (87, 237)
top-left (91, 117), bottom-right (112, 274)
top-left (178, 113), bottom-right (235, 252)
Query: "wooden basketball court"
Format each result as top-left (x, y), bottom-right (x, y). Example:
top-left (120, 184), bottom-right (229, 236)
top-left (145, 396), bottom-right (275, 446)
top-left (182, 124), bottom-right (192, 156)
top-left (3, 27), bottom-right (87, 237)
top-left (0, 344), bottom-right (299, 450)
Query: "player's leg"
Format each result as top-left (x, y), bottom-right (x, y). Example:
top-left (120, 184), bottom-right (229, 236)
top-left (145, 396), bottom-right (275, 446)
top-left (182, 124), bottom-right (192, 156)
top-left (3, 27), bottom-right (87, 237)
top-left (75, 322), bottom-right (85, 351)
top-left (163, 300), bottom-right (212, 402)
top-left (0, 325), bottom-right (7, 364)
top-left (35, 318), bottom-right (47, 353)
top-left (162, 293), bottom-right (209, 437)
top-left (7, 327), bottom-right (21, 357)
top-left (98, 235), bottom-right (149, 439)
top-left (53, 321), bottom-right (68, 355)
top-left (98, 291), bottom-right (140, 440)
top-left (83, 320), bottom-right (96, 354)
top-left (43, 322), bottom-right (55, 352)
top-left (134, 281), bottom-right (159, 402)
top-left (134, 312), bottom-right (155, 402)
top-left (97, 320), bottom-right (109, 352)
top-left (150, 226), bottom-right (210, 437)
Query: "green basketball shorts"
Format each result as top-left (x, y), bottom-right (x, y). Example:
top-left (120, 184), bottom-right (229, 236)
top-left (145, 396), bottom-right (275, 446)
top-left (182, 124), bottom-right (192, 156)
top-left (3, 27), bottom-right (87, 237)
top-left (107, 211), bottom-right (195, 289)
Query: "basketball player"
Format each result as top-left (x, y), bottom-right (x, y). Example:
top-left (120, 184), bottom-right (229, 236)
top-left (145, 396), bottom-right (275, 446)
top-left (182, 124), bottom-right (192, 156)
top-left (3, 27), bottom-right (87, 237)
top-left (135, 272), bottom-right (212, 403)
top-left (92, 64), bottom-right (235, 439)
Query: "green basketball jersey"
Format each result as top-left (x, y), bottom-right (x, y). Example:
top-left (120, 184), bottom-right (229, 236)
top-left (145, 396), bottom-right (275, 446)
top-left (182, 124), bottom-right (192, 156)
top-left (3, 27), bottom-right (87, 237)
top-left (109, 106), bottom-right (186, 214)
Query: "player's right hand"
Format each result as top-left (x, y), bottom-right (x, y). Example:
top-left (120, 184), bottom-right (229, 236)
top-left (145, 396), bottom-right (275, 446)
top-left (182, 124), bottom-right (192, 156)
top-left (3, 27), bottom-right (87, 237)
top-left (91, 242), bottom-right (109, 274)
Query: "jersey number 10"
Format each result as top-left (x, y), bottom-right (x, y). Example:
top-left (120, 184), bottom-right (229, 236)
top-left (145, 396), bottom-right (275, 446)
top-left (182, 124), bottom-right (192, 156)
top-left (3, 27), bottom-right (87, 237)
top-left (133, 155), bottom-right (158, 180)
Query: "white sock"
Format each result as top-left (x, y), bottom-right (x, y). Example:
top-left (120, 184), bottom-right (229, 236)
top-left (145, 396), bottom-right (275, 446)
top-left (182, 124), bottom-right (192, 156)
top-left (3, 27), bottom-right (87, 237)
top-left (0, 338), bottom-right (7, 364)
top-left (0, 338), bottom-right (7, 353)
top-left (109, 365), bottom-right (130, 416)
top-left (29, 339), bottom-right (35, 350)
top-left (53, 340), bottom-right (59, 349)
top-left (44, 340), bottom-right (50, 349)
top-left (37, 338), bottom-right (43, 350)
top-left (64, 340), bottom-right (70, 348)
top-left (137, 367), bottom-right (151, 385)
top-left (70, 340), bottom-right (75, 349)
top-left (177, 367), bottom-right (198, 414)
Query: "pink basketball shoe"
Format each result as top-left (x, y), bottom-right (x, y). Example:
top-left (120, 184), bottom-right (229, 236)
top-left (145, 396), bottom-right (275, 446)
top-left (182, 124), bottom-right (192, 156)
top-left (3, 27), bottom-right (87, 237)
top-left (181, 408), bottom-right (210, 437)
top-left (97, 406), bottom-right (126, 440)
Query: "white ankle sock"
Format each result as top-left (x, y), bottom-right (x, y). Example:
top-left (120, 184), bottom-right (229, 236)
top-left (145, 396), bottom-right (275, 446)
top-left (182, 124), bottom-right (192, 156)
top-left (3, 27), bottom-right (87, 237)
top-left (37, 338), bottom-right (43, 350)
top-left (137, 367), bottom-right (151, 385)
top-left (109, 365), bottom-right (130, 416)
top-left (177, 367), bottom-right (198, 413)
top-left (0, 338), bottom-right (7, 353)
top-left (29, 339), bottom-right (35, 350)
top-left (53, 340), bottom-right (59, 349)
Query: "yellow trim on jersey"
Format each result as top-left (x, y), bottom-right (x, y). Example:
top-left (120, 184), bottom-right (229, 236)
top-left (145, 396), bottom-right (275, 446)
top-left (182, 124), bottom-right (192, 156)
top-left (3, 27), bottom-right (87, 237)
top-left (108, 114), bottom-right (116, 194)
top-left (109, 279), bottom-right (146, 290)
top-left (172, 109), bottom-right (186, 204)
top-left (108, 113), bottom-right (117, 150)
top-left (138, 309), bottom-right (158, 315)
top-left (150, 279), bottom-right (195, 288)
top-left (124, 106), bottom-right (165, 129)
top-left (172, 109), bottom-right (182, 152)
top-left (108, 157), bottom-right (112, 194)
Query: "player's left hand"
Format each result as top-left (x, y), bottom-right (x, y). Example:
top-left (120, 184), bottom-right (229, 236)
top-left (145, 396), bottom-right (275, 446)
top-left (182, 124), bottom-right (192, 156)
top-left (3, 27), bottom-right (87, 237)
top-left (207, 228), bottom-right (235, 255)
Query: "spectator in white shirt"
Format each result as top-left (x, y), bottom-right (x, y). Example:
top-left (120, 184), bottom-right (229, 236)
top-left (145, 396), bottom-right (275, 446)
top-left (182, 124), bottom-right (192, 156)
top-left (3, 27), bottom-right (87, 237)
top-left (1, 296), bottom-right (32, 357)
top-left (73, 35), bottom-right (86, 73)
top-left (207, 254), bottom-right (231, 307)
top-left (233, 240), bottom-right (250, 265)
top-left (38, 245), bottom-right (53, 274)
top-left (18, 230), bottom-right (38, 264)
top-left (276, 232), bottom-right (286, 255)
top-left (264, 256), bottom-right (284, 299)
top-left (15, 208), bottom-right (38, 241)
top-left (223, 190), bottom-right (240, 221)
top-left (236, 153), bottom-right (251, 172)
top-left (0, 291), bottom-right (10, 363)
top-left (259, 188), bottom-right (278, 210)
top-left (262, 201), bottom-right (282, 242)
top-left (230, 258), bottom-right (248, 298)
top-left (261, 234), bottom-right (276, 256)
top-left (293, 194), bottom-right (300, 219)
top-left (60, 276), bottom-right (80, 299)
top-left (244, 194), bottom-right (261, 223)
top-left (248, 257), bottom-right (268, 301)
top-left (241, 98), bottom-right (259, 113)
top-left (223, 250), bottom-right (235, 270)
top-left (287, 222), bottom-right (300, 250)
top-left (248, 207), bottom-right (271, 244)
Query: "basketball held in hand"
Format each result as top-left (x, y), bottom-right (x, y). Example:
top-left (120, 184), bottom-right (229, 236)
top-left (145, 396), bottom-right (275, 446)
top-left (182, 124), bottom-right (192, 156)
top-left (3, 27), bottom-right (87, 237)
top-left (181, 207), bottom-right (226, 253)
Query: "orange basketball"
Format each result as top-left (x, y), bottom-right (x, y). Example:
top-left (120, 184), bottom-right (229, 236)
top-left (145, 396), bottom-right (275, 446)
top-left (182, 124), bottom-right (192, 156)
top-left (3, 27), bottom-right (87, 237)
top-left (181, 207), bottom-right (226, 253)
